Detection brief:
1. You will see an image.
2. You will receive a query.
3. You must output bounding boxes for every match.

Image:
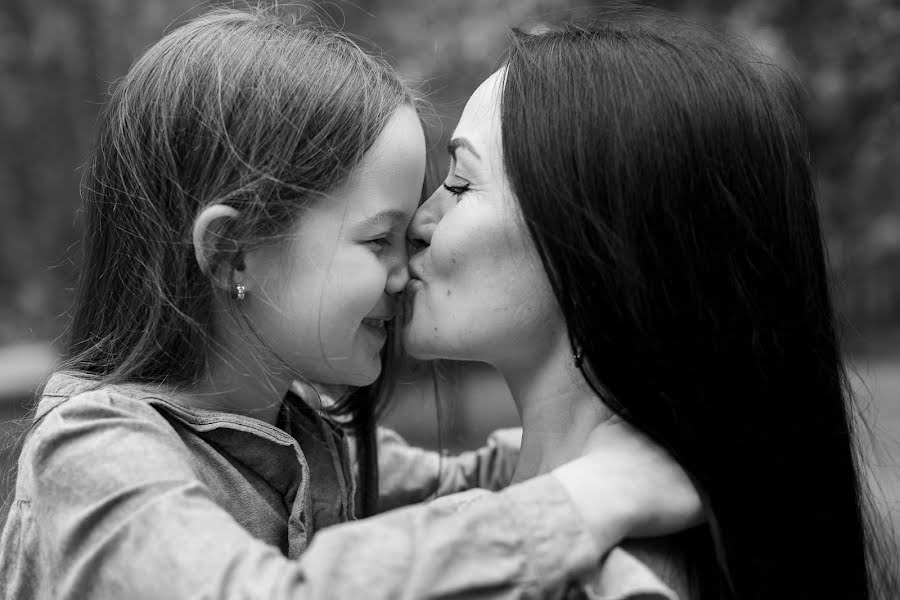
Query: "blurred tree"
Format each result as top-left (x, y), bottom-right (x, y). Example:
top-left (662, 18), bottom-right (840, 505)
top-left (1, 0), bottom-right (899, 347)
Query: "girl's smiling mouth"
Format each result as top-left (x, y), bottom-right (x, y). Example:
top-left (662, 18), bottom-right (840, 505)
top-left (361, 316), bottom-right (390, 330)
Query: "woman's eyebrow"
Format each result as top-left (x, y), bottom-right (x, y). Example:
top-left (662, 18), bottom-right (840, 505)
top-left (448, 136), bottom-right (482, 161)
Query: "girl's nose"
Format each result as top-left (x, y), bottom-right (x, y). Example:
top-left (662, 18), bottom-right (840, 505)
top-left (407, 187), bottom-right (456, 250)
top-left (385, 260), bottom-right (409, 295)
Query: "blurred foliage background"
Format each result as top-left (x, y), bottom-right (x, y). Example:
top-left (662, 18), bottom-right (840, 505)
top-left (1, 0), bottom-right (900, 350)
top-left (0, 1), bottom-right (899, 523)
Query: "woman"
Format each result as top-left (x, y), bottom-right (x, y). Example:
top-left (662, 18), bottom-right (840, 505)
top-left (404, 15), bottom-right (898, 600)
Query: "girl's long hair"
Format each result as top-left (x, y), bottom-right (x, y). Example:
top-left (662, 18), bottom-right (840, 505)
top-left (499, 14), bottom-right (898, 599)
top-left (59, 6), bottom-right (414, 515)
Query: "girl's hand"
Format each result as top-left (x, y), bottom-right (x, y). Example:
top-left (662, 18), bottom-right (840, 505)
top-left (551, 416), bottom-right (703, 549)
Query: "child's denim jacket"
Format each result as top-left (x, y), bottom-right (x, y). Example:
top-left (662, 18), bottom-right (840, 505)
top-left (0, 372), bottom-right (677, 599)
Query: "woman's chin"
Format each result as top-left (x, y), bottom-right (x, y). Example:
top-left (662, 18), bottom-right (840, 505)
top-left (400, 323), bottom-right (433, 360)
top-left (403, 329), bottom-right (465, 363)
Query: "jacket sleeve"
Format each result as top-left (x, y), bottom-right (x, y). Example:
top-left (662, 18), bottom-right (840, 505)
top-left (14, 393), bottom-right (598, 600)
top-left (376, 426), bottom-right (522, 512)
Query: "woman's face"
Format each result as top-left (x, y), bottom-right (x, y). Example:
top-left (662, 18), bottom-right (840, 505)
top-left (403, 70), bottom-right (563, 367)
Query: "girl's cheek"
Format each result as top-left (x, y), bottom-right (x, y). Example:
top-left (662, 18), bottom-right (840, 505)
top-left (339, 255), bottom-right (389, 312)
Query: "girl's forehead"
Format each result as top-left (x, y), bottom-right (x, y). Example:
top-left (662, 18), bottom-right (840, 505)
top-left (357, 107), bottom-right (424, 174)
top-left (320, 107), bottom-right (424, 224)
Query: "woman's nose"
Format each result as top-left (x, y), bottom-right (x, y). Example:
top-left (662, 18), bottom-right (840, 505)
top-left (407, 187), bottom-right (455, 250)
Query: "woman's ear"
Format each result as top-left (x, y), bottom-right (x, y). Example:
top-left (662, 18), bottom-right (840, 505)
top-left (192, 204), bottom-right (243, 291)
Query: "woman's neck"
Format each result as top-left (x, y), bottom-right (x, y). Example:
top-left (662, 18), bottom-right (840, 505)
top-left (499, 334), bottom-right (613, 484)
top-left (500, 334), bottom-right (690, 596)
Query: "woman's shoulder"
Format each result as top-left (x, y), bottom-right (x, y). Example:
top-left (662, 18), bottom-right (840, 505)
top-left (576, 545), bottom-right (684, 600)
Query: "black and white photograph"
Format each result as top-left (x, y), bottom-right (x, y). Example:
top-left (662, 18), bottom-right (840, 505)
top-left (0, 1), bottom-right (899, 598)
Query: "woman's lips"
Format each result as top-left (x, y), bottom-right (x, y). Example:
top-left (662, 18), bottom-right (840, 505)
top-left (401, 279), bottom-right (423, 327)
top-left (407, 258), bottom-right (425, 282)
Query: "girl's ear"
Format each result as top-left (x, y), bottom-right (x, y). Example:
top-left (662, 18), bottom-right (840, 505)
top-left (192, 204), bottom-right (244, 291)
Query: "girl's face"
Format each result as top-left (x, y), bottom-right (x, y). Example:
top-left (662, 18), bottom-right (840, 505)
top-left (246, 106), bottom-right (425, 386)
top-left (402, 71), bottom-right (563, 368)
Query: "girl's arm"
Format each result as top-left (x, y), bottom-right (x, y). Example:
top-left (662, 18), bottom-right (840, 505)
top-left (2, 392), bottom-right (697, 599)
top-left (375, 426), bottom-right (521, 512)
top-left (306, 383), bottom-right (522, 511)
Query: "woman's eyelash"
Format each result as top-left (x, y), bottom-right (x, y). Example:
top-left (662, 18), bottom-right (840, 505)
top-left (443, 182), bottom-right (470, 197)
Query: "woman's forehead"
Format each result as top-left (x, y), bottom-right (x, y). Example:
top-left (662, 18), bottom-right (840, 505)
top-left (455, 69), bottom-right (506, 160)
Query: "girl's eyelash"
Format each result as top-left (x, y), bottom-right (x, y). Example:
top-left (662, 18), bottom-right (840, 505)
top-left (365, 237), bottom-right (390, 252)
top-left (443, 182), bottom-right (470, 197)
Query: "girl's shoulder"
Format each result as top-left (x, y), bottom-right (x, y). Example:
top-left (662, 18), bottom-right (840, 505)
top-left (21, 372), bottom-right (205, 475)
top-left (14, 372), bottom-right (199, 506)
top-left (34, 370), bottom-right (179, 427)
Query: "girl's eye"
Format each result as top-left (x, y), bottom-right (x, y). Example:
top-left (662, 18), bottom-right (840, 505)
top-left (443, 182), bottom-right (470, 198)
top-left (364, 237), bottom-right (390, 253)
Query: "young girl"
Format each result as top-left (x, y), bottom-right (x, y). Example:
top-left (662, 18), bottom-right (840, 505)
top-left (0, 7), bottom-right (700, 599)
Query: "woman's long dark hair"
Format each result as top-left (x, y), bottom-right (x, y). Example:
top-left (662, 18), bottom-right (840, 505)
top-left (55, 6), bottom-right (416, 516)
top-left (500, 15), bottom-right (897, 600)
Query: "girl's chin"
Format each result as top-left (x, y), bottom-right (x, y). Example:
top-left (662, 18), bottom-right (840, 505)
top-left (352, 351), bottom-right (384, 386)
top-left (305, 355), bottom-right (381, 388)
top-left (335, 367), bottom-right (380, 388)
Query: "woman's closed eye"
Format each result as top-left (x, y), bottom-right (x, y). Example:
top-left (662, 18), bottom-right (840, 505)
top-left (443, 182), bottom-right (470, 198)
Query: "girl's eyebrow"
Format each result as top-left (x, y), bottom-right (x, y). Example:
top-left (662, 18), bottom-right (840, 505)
top-left (448, 136), bottom-right (482, 161)
top-left (356, 209), bottom-right (411, 230)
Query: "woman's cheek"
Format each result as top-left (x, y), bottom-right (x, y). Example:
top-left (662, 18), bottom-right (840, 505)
top-left (428, 209), bottom-right (488, 280)
top-left (426, 228), bottom-right (460, 280)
